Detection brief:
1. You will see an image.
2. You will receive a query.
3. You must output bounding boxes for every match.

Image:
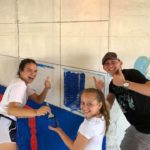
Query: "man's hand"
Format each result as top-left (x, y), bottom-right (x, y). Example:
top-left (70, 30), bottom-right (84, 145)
top-left (112, 69), bottom-right (126, 86)
top-left (93, 76), bottom-right (105, 91)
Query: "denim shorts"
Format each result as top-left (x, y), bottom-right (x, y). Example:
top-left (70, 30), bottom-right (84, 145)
top-left (120, 126), bottom-right (150, 150)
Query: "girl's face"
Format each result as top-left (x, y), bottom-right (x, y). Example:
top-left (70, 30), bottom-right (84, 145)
top-left (80, 92), bottom-right (102, 119)
top-left (103, 59), bottom-right (122, 76)
top-left (19, 63), bottom-right (37, 84)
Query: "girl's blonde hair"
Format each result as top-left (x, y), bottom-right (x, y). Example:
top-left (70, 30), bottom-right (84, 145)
top-left (80, 88), bottom-right (110, 133)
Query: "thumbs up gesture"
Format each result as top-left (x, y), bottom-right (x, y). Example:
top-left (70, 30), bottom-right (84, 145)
top-left (112, 69), bottom-right (126, 86)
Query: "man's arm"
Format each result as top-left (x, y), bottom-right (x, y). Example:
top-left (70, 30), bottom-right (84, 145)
top-left (93, 76), bottom-right (115, 109)
top-left (106, 93), bottom-right (115, 110)
top-left (112, 69), bottom-right (150, 97)
top-left (127, 80), bottom-right (150, 97)
top-left (93, 76), bottom-right (105, 91)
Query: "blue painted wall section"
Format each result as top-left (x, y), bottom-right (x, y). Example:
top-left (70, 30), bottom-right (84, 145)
top-left (64, 70), bottom-right (85, 111)
top-left (134, 56), bottom-right (150, 80)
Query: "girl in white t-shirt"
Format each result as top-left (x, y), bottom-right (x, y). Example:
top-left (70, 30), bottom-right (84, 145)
top-left (0, 58), bottom-right (51, 150)
top-left (49, 88), bottom-right (110, 150)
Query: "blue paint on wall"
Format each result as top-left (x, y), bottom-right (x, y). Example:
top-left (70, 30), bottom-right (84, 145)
top-left (134, 56), bottom-right (150, 79)
top-left (37, 63), bottom-right (54, 69)
top-left (64, 71), bottom-right (85, 111)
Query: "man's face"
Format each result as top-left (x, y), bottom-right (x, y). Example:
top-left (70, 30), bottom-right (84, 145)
top-left (103, 59), bottom-right (122, 76)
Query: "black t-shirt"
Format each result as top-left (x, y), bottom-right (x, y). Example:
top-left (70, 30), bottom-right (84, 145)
top-left (109, 69), bottom-right (150, 134)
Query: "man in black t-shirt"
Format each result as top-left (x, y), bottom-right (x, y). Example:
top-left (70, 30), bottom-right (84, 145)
top-left (94, 52), bottom-right (150, 150)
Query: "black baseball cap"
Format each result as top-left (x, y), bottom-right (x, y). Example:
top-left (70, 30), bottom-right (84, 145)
top-left (102, 52), bottom-right (118, 65)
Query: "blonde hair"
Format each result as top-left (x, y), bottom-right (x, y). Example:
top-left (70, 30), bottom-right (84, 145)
top-left (80, 88), bottom-right (110, 133)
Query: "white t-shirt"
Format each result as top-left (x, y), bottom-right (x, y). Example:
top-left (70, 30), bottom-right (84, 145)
top-left (0, 78), bottom-right (35, 121)
top-left (78, 116), bottom-right (106, 150)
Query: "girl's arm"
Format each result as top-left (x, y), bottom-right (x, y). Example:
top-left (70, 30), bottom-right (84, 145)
top-left (29, 77), bottom-right (51, 103)
top-left (71, 133), bottom-right (88, 150)
top-left (49, 127), bottom-right (88, 150)
top-left (8, 102), bottom-right (50, 118)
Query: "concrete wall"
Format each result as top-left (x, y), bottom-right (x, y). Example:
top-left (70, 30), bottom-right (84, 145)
top-left (0, 0), bottom-right (150, 149)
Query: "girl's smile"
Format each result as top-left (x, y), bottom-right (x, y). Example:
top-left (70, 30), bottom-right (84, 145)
top-left (80, 92), bottom-right (102, 119)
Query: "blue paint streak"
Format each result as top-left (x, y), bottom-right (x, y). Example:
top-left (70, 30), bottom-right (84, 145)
top-left (134, 56), bottom-right (150, 80)
top-left (37, 63), bottom-right (54, 69)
